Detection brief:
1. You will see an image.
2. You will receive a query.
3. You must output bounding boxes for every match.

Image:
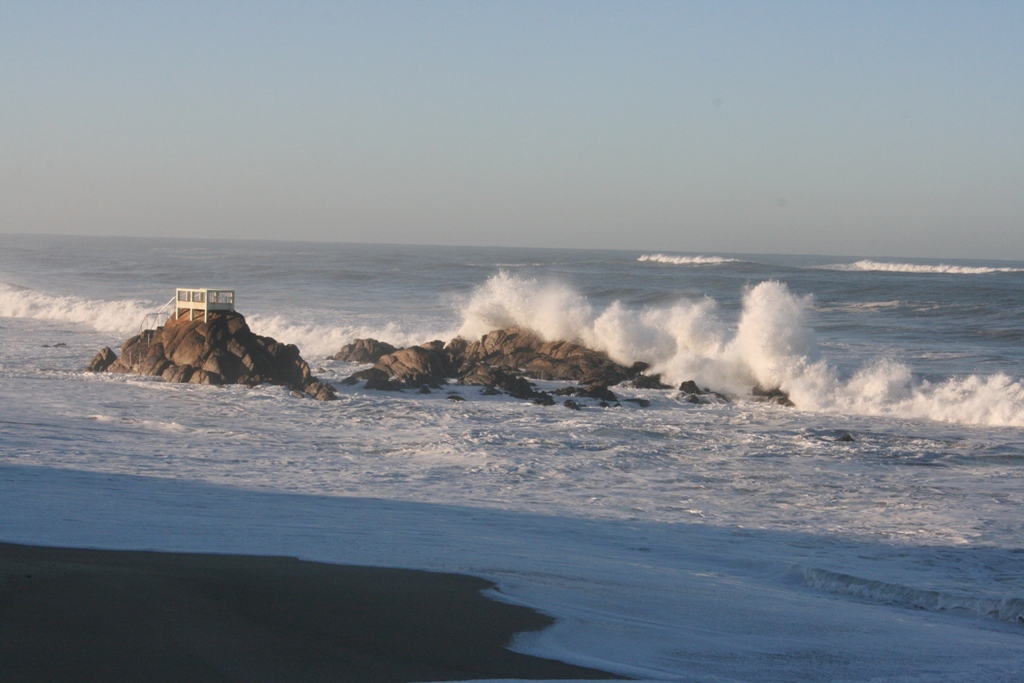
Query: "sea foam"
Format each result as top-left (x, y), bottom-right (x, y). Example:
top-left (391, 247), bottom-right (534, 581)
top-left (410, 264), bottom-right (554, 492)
top-left (5, 275), bottom-right (1023, 427)
top-left (244, 314), bottom-right (455, 359)
top-left (454, 272), bottom-right (1024, 427)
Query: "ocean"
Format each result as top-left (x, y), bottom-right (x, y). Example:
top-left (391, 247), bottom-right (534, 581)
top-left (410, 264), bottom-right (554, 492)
top-left (2, 233), bottom-right (1024, 681)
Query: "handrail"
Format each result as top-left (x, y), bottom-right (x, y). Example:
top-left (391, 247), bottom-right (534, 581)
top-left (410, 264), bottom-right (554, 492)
top-left (135, 296), bottom-right (176, 337)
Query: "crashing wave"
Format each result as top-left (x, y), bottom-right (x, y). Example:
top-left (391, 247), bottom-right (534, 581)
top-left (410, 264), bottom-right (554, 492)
top-left (454, 272), bottom-right (1024, 427)
top-left (0, 283), bottom-right (154, 335)
top-left (6, 276), bottom-right (1024, 427)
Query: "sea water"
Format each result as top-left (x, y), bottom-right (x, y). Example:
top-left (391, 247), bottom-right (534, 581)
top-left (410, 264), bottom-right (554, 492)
top-left (2, 234), bottom-right (1024, 681)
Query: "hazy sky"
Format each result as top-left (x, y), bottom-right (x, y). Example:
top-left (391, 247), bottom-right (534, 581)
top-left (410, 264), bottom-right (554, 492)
top-left (2, 1), bottom-right (1022, 259)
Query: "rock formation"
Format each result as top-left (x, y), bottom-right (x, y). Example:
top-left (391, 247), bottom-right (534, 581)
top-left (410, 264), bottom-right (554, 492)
top-left (86, 311), bottom-right (336, 401)
top-left (751, 384), bottom-right (794, 407)
top-left (678, 380), bottom-right (730, 405)
top-left (335, 326), bottom-right (651, 406)
top-left (330, 338), bottom-right (398, 364)
top-left (458, 327), bottom-right (633, 385)
top-left (333, 326), bottom-right (795, 409)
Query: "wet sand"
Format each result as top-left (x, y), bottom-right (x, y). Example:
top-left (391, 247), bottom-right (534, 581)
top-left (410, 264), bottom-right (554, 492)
top-left (0, 543), bottom-right (623, 682)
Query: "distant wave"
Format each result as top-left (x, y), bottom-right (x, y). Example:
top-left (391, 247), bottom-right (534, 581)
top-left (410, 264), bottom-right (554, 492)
top-left (801, 566), bottom-right (1024, 625)
top-left (820, 260), bottom-right (1024, 275)
top-left (454, 272), bottom-right (1024, 427)
top-left (638, 254), bottom-right (740, 266)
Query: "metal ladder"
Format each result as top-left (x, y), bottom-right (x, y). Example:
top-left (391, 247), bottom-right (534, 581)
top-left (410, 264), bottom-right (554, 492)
top-left (128, 297), bottom-right (176, 370)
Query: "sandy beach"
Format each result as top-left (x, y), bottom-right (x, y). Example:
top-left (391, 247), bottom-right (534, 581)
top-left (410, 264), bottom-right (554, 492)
top-left (0, 543), bottom-right (621, 682)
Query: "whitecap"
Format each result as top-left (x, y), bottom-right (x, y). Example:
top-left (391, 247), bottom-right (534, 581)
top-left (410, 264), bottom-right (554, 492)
top-left (637, 254), bottom-right (740, 265)
top-left (819, 260), bottom-right (1024, 275)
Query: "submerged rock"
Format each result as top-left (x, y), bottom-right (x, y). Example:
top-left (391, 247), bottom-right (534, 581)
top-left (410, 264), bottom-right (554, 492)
top-left (87, 311), bottom-right (336, 400)
top-left (553, 383), bottom-right (618, 403)
top-left (622, 398), bottom-right (651, 408)
top-left (457, 366), bottom-right (546, 401)
top-left (679, 380), bottom-right (731, 405)
top-left (631, 374), bottom-right (672, 390)
top-left (341, 367), bottom-right (404, 391)
top-left (752, 385), bottom-right (794, 407)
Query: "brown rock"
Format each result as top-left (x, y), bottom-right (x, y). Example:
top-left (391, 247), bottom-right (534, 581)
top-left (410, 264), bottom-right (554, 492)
top-left (752, 385), bottom-right (794, 407)
top-left (302, 380), bottom-right (337, 401)
top-left (88, 310), bottom-right (333, 399)
top-left (189, 369), bottom-right (222, 385)
top-left (342, 367), bottom-right (404, 391)
top-left (458, 326), bottom-right (631, 385)
top-left (457, 365), bottom-right (541, 401)
top-left (332, 338), bottom-right (398, 364)
top-left (169, 328), bottom-right (206, 367)
top-left (162, 364), bottom-right (194, 384)
top-left (631, 374), bottom-right (671, 389)
top-left (86, 347), bottom-right (117, 373)
top-left (376, 346), bottom-right (451, 388)
top-left (336, 325), bottom-right (632, 403)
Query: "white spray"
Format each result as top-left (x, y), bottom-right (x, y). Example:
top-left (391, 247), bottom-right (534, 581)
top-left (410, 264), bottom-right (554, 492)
top-left (455, 272), bottom-right (1024, 427)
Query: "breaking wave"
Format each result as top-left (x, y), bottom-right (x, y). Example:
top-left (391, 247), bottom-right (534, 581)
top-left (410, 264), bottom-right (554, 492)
top-left (244, 315), bottom-right (453, 359)
top-left (638, 254), bottom-right (740, 266)
top-left (6, 276), bottom-right (1024, 427)
top-left (821, 260), bottom-right (1024, 275)
top-left (455, 272), bottom-right (1024, 427)
top-left (800, 566), bottom-right (1024, 624)
top-left (0, 283), bottom-right (154, 335)
top-left (0, 283), bottom-right (447, 359)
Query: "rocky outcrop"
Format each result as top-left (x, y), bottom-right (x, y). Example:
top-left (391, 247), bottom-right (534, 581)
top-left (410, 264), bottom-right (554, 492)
top-left (376, 346), bottom-right (455, 388)
top-left (679, 380), bottom-right (730, 405)
top-left (458, 327), bottom-right (632, 385)
top-left (457, 366), bottom-right (555, 405)
top-left (87, 347), bottom-right (117, 373)
top-left (87, 311), bottom-right (336, 401)
top-left (337, 326), bottom-right (634, 404)
top-left (334, 327), bottom-right (794, 409)
top-left (630, 373), bottom-right (672, 390)
top-left (752, 384), bottom-right (794, 407)
top-left (331, 338), bottom-right (398, 364)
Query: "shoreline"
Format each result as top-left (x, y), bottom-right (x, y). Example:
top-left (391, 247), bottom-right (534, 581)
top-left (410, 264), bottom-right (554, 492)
top-left (0, 542), bottom-right (623, 683)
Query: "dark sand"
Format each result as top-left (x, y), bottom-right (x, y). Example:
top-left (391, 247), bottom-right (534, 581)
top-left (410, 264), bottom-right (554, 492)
top-left (0, 543), bottom-right (623, 682)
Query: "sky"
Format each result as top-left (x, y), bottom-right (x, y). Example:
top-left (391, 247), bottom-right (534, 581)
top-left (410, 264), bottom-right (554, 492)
top-left (1, 1), bottom-right (1022, 259)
